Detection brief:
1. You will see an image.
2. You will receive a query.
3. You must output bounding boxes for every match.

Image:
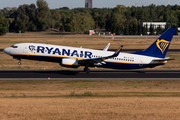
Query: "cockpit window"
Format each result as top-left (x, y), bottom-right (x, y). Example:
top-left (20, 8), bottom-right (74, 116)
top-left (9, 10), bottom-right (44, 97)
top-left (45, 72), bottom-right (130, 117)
top-left (11, 45), bottom-right (18, 48)
top-left (13, 46), bottom-right (18, 48)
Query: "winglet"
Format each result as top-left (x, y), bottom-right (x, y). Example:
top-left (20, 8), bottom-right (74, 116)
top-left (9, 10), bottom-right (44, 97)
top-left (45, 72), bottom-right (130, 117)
top-left (103, 43), bottom-right (110, 51)
top-left (113, 45), bottom-right (123, 57)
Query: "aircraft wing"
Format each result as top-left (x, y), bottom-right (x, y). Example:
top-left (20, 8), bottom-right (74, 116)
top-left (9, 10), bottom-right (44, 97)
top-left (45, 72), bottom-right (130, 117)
top-left (78, 45), bottom-right (123, 65)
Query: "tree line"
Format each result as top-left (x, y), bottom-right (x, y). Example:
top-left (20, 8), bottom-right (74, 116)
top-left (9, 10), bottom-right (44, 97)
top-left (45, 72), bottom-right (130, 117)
top-left (0, 0), bottom-right (180, 36)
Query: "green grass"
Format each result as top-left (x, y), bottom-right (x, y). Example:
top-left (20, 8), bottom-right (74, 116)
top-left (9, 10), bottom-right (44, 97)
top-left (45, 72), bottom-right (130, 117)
top-left (1, 80), bottom-right (180, 98)
top-left (0, 88), bottom-right (24, 90)
top-left (66, 83), bottom-right (99, 88)
top-left (69, 91), bottom-right (95, 97)
top-left (2, 92), bottom-right (180, 98)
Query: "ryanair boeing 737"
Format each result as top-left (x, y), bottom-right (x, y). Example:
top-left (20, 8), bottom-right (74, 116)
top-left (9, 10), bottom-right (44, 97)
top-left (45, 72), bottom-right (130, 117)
top-left (3, 28), bottom-right (175, 73)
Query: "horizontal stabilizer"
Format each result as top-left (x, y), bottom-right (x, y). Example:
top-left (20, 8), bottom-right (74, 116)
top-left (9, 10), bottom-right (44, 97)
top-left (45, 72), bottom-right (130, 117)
top-left (153, 57), bottom-right (175, 61)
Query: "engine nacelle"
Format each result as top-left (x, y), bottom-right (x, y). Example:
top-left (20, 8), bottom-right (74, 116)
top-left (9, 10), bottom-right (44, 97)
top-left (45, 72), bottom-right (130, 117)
top-left (61, 58), bottom-right (79, 68)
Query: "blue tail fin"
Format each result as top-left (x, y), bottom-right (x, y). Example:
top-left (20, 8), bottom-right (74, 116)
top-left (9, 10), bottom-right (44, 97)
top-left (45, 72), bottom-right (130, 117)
top-left (132, 28), bottom-right (176, 58)
top-left (113, 45), bottom-right (123, 57)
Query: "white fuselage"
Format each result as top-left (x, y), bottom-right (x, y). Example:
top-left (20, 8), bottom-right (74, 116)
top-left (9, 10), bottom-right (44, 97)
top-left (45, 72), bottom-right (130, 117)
top-left (4, 43), bottom-right (166, 69)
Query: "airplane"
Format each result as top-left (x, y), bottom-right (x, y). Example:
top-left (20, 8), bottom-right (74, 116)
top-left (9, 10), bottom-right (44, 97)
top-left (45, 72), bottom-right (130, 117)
top-left (3, 28), bottom-right (175, 73)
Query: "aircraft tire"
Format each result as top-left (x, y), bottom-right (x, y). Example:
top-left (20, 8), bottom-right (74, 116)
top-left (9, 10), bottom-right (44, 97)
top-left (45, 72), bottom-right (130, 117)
top-left (18, 62), bottom-right (21, 65)
top-left (86, 68), bottom-right (90, 74)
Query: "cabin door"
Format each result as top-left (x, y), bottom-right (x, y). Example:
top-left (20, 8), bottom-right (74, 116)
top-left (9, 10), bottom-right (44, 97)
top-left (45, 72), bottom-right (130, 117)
top-left (139, 58), bottom-right (143, 66)
top-left (23, 45), bottom-right (28, 53)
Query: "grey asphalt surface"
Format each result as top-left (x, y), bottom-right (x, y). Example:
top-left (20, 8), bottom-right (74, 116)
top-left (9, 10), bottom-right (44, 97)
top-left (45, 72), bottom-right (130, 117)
top-left (103, 35), bottom-right (180, 38)
top-left (1, 35), bottom-right (180, 38)
top-left (0, 70), bottom-right (180, 80)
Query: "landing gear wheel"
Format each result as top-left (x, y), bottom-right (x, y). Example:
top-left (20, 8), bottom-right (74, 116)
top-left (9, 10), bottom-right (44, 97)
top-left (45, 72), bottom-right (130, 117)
top-left (84, 64), bottom-right (90, 73)
top-left (86, 68), bottom-right (90, 74)
top-left (18, 61), bottom-right (21, 65)
top-left (84, 67), bottom-right (90, 73)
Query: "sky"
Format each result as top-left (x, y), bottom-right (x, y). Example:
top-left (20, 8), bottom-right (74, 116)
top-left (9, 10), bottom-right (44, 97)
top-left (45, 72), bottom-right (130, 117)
top-left (1, 0), bottom-right (180, 9)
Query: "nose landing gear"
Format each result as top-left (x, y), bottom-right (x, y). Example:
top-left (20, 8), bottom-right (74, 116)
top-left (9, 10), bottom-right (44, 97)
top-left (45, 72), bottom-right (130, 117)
top-left (18, 60), bottom-right (21, 65)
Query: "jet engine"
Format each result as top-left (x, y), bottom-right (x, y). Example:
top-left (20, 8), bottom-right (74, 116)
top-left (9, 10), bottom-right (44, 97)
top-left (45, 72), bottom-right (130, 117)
top-left (61, 58), bottom-right (79, 68)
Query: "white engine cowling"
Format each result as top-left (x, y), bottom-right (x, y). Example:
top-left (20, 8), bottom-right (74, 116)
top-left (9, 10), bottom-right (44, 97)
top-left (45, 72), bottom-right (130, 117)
top-left (61, 58), bottom-right (79, 68)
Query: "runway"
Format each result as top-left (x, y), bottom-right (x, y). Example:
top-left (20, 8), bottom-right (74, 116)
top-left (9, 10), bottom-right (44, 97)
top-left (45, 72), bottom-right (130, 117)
top-left (0, 70), bottom-right (180, 80)
top-left (103, 35), bottom-right (180, 38)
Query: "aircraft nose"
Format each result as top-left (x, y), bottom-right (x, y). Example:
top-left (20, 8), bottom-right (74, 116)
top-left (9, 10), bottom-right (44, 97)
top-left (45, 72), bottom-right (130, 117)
top-left (3, 48), bottom-right (10, 54)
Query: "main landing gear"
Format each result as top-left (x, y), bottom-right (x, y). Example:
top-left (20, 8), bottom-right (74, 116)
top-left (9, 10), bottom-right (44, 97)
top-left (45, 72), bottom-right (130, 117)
top-left (84, 66), bottom-right (90, 74)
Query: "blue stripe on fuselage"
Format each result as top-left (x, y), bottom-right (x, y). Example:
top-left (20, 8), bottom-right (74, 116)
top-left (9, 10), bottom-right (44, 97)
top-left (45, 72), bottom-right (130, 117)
top-left (11, 54), bottom-right (165, 69)
top-left (102, 61), bottom-right (165, 69)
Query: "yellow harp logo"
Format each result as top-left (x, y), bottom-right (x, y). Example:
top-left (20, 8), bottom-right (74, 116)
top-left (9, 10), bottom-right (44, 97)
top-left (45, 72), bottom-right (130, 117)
top-left (156, 39), bottom-right (170, 54)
